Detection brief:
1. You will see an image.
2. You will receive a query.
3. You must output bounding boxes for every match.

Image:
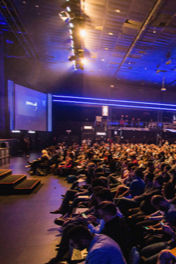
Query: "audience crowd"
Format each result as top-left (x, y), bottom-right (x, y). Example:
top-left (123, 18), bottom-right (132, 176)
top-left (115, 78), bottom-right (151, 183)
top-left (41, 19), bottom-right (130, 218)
top-left (28, 141), bottom-right (176, 264)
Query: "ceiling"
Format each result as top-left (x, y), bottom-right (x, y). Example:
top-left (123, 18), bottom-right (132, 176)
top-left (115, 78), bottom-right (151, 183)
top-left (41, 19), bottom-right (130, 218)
top-left (1, 0), bottom-right (176, 89)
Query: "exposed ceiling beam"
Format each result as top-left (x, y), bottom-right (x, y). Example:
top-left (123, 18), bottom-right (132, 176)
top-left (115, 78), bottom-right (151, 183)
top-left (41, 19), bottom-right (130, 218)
top-left (114, 0), bottom-right (165, 77)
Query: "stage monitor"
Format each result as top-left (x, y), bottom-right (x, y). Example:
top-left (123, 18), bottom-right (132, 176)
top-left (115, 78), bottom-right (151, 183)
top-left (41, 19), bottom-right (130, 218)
top-left (8, 81), bottom-right (52, 132)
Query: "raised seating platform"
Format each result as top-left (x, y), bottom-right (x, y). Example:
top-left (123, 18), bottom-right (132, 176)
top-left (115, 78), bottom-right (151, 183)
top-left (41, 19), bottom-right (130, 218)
top-left (0, 171), bottom-right (41, 195)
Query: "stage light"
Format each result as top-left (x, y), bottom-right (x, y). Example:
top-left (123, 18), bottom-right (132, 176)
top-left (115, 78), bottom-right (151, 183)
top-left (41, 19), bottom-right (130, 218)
top-left (66, 6), bottom-right (71, 12)
top-left (102, 106), bottom-right (109, 116)
top-left (97, 132), bottom-right (106, 136)
top-left (69, 23), bottom-right (74, 28)
top-left (71, 48), bottom-right (75, 55)
top-left (11, 130), bottom-right (21, 133)
top-left (161, 77), bottom-right (167, 92)
top-left (80, 58), bottom-right (88, 65)
top-left (28, 130), bottom-right (36, 134)
top-left (80, 29), bottom-right (86, 37)
top-left (73, 60), bottom-right (77, 70)
top-left (84, 126), bottom-right (93, 130)
top-left (71, 40), bottom-right (74, 48)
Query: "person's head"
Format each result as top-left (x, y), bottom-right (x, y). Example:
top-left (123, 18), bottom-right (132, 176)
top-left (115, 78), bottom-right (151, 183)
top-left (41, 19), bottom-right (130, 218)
top-left (151, 195), bottom-right (169, 211)
top-left (92, 186), bottom-right (107, 194)
top-left (135, 168), bottom-right (144, 179)
top-left (94, 188), bottom-right (113, 204)
top-left (91, 177), bottom-right (108, 188)
top-left (96, 201), bottom-right (117, 222)
top-left (42, 149), bottom-right (48, 155)
top-left (162, 182), bottom-right (176, 200)
top-left (153, 175), bottom-right (164, 188)
top-left (68, 225), bottom-right (93, 250)
top-left (144, 172), bottom-right (154, 184)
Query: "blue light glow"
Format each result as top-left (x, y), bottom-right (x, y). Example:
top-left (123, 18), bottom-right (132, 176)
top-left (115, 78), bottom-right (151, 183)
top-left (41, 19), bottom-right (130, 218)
top-left (53, 99), bottom-right (176, 111)
top-left (52, 95), bottom-right (176, 108)
top-left (48, 94), bottom-right (52, 132)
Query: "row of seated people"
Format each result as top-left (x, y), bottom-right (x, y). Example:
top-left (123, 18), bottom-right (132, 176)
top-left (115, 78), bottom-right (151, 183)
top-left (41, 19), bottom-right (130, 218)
top-left (26, 146), bottom-right (73, 176)
top-left (43, 141), bottom-right (176, 263)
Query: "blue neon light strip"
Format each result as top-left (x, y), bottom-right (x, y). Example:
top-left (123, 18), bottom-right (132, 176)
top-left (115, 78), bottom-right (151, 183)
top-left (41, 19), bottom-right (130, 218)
top-left (53, 99), bottom-right (176, 111)
top-left (47, 94), bottom-right (52, 132)
top-left (53, 95), bottom-right (176, 108)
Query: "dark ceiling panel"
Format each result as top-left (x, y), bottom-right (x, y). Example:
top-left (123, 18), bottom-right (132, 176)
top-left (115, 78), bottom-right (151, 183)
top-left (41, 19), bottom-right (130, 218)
top-left (1, 0), bottom-right (176, 90)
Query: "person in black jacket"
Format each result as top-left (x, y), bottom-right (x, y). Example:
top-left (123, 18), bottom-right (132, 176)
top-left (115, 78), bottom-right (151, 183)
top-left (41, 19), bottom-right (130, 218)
top-left (96, 201), bottom-right (134, 261)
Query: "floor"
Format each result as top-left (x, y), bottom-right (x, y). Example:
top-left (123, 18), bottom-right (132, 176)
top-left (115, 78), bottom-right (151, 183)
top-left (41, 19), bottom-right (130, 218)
top-left (0, 154), bottom-right (70, 264)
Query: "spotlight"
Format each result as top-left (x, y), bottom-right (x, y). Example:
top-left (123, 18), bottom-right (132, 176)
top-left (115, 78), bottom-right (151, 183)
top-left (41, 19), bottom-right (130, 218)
top-left (69, 23), bottom-right (74, 28)
top-left (80, 29), bottom-right (86, 37)
top-left (66, 6), bottom-right (71, 12)
top-left (71, 40), bottom-right (74, 48)
top-left (80, 58), bottom-right (87, 65)
top-left (161, 87), bottom-right (167, 92)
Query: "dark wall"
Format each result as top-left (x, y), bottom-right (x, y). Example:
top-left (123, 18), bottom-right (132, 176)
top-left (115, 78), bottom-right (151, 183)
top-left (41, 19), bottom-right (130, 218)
top-left (0, 32), bottom-right (6, 137)
top-left (82, 76), bottom-right (176, 104)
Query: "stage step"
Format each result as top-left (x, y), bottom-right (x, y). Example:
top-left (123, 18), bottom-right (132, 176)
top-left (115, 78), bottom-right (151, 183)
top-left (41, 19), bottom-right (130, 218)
top-left (0, 169), bottom-right (12, 178)
top-left (0, 174), bottom-right (26, 194)
top-left (14, 179), bottom-right (41, 194)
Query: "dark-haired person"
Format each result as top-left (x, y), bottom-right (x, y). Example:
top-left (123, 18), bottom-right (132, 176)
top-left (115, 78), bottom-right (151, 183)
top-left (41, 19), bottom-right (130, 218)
top-left (141, 210), bottom-right (176, 264)
top-left (96, 201), bottom-right (133, 260)
top-left (68, 225), bottom-right (127, 264)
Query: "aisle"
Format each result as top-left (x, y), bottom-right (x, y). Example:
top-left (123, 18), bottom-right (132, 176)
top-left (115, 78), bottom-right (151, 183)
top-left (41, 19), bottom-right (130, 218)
top-left (0, 155), bottom-right (70, 264)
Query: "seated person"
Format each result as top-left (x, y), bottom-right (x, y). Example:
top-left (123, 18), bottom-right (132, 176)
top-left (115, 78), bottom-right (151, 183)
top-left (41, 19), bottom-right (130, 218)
top-left (96, 201), bottom-right (133, 261)
top-left (140, 211), bottom-right (176, 263)
top-left (68, 224), bottom-right (127, 264)
top-left (26, 149), bottom-right (51, 175)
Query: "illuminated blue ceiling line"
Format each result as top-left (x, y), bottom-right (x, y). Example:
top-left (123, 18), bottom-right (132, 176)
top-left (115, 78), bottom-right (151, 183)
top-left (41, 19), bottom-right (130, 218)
top-left (52, 95), bottom-right (176, 108)
top-left (53, 99), bottom-right (176, 111)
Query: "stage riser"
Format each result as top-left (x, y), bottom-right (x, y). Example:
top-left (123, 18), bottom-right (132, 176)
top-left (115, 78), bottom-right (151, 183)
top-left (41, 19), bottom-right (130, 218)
top-left (0, 174), bottom-right (41, 195)
top-left (0, 175), bottom-right (27, 191)
top-left (0, 169), bottom-right (12, 178)
top-left (14, 180), bottom-right (41, 194)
